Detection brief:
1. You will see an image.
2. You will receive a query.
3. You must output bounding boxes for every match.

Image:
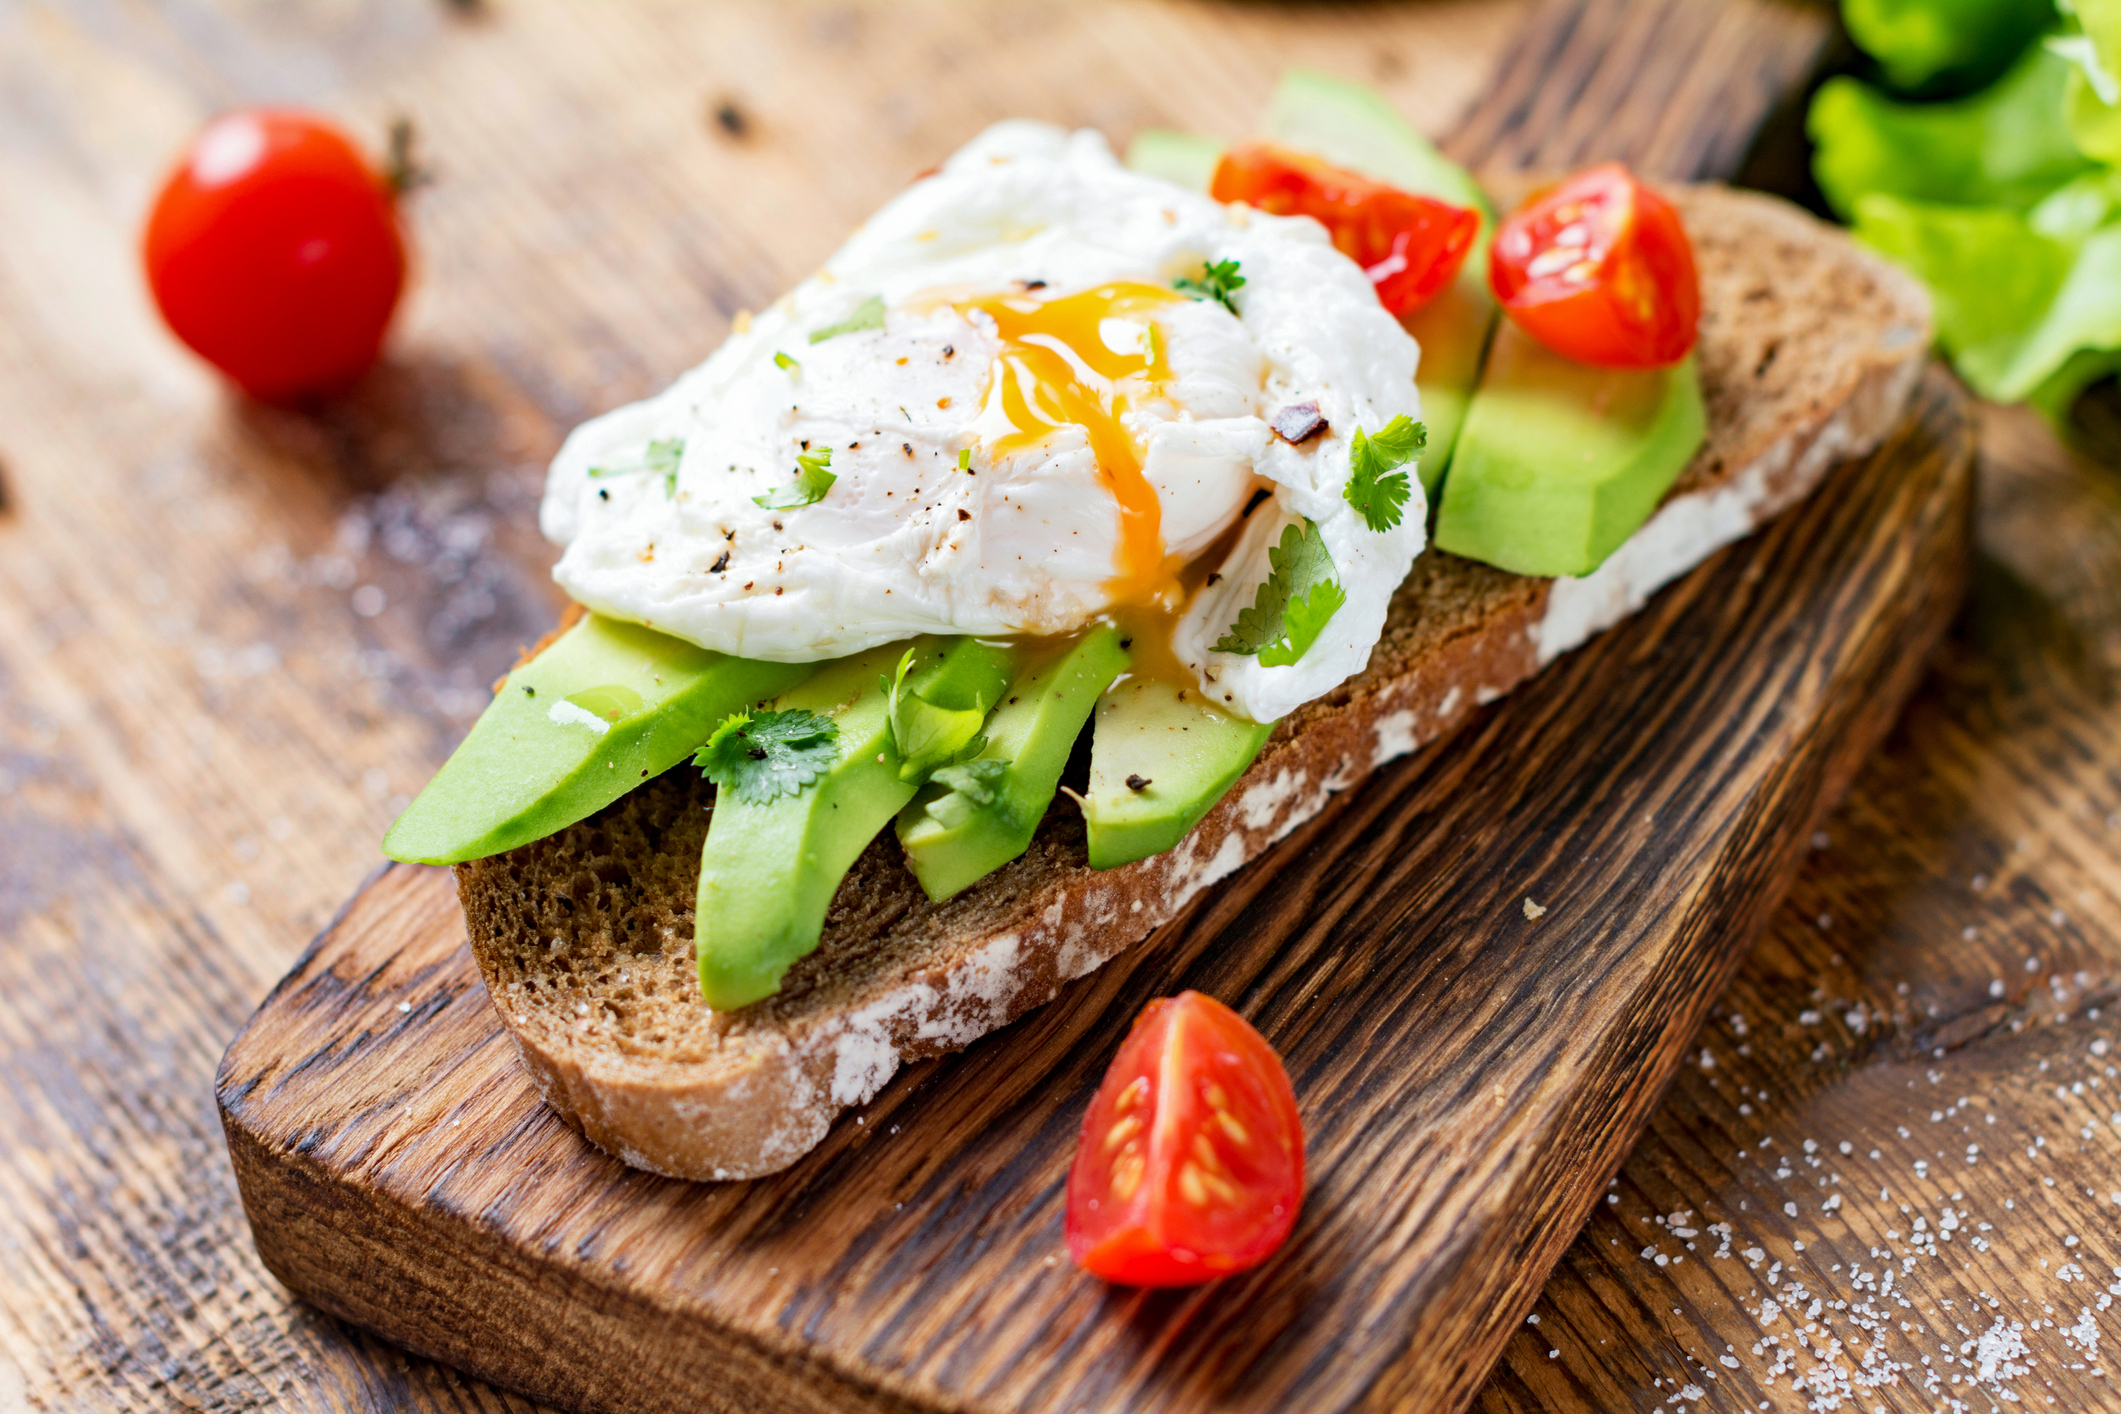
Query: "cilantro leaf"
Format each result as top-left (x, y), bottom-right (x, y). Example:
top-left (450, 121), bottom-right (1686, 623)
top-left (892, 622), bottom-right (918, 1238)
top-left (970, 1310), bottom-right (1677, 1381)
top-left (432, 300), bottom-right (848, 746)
top-left (808, 295), bottom-right (886, 344)
top-left (930, 758), bottom-right (1007, 807)
top-left (1259, 579), bottom-right (1346, 667)
top-left (587, 437), bottom-right (685, 498)
top-left (925, 758), bottom-right (1012, 831)
top-left (883, 646), bottom-right (988, 782)
top-left (1175, 258), bottom-right (1245, 314)
top-left (1344, 416), bottom-right (1426, 532)
top-left (693, 708), bottom-right (839, 805)
top-left (773, 350), bottom-right (799, 371)
top-left (1212, 519), bottom-right (1344, 668)
top-left (753, 447), bottom-right (835, 510)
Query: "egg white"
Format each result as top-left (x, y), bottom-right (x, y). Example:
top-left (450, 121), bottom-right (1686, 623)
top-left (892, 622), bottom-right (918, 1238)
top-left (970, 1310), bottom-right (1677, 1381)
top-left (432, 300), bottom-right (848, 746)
top-left (540, 121), bottom-right (1424, 723)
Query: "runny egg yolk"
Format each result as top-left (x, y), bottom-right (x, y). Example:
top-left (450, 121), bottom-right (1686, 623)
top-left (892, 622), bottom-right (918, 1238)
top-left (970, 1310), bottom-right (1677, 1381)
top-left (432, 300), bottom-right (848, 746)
top-left (958, 282), bottom-right (1188, 609)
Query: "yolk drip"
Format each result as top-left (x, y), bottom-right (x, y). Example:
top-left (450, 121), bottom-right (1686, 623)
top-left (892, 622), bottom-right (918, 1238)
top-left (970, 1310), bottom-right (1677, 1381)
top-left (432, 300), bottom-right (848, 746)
top-left (958, 282), bottom-right (1186, 608)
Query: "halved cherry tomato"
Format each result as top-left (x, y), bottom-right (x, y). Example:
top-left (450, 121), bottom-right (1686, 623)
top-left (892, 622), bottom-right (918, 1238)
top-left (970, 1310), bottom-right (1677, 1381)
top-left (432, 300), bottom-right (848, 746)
top-left (144, 110), bottom-right (407, 403)
top-left (1488, 163), bottom-right (1699, 369)
top-left (1211, 141), bottom-right (1480, 318)
top-left (1065, 990), bottom-right (1304, 1287)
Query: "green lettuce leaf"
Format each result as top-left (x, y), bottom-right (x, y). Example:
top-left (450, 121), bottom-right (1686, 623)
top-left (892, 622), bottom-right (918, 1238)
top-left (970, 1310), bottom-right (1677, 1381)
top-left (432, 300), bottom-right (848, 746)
top-left (2055, 1), bottom-right (2121, 160)
top-left (1810, 45), bottom-right (2092, 218)
top-left (1853, 190), bottom-right (2121, 401)
top-left (1841, 0), bottom-right (2054, 91)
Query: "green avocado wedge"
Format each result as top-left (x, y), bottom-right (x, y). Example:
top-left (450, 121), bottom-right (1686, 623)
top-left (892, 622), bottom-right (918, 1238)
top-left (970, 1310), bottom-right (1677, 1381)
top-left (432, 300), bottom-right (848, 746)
top-left (1261, 68), bottom-right (1498, 492)
top-left (896, 625), bottom-right (1132, 902)
top-left (1434, 324), bottom-right (1707, 578)
top-left (1082, 677), bottom-right (1275, 871)
top-left (695, 636), bottom-right (1018, 1011)
top-left (381, 613), bottom-right (811, 866)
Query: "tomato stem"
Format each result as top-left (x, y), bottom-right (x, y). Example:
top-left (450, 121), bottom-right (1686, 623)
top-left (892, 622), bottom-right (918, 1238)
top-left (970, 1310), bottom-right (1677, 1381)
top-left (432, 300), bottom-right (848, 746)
top-left (386, 117), bottom-right (431, 197)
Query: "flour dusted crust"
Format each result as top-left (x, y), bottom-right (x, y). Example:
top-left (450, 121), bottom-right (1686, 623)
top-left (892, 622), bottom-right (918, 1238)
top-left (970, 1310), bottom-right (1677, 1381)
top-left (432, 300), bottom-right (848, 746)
top-left (457, 184), bottom-right (1931, 1180)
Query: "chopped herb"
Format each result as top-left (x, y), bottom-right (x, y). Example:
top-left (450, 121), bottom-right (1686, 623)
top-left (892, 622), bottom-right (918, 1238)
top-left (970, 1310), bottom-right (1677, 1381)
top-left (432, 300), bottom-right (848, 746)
top-left (923, 756), bottom-right (1011, 830)
top-left (930, 757), bottom-right (1007, 807)
top-left (956, 447), bottom-right (972, 471)
top-left (587, 437), bottom-right (685, 498)
top-left (773, 350), bottom-right (799, 371)
top-left (1212, 519), bottom-right (1346, 668)
top-left (883, 647), bottom-right (988, 781)
top-left (694, 708), bottom-right (839, 804)
top-left (753, 446), bottom-right (835, 509)
top-left (1344, 415), bottom-right (1425, 533)
top-left (1175, 258), bottom-right (1245, 313)
top-left (808, 294), bottom-right (886, 344)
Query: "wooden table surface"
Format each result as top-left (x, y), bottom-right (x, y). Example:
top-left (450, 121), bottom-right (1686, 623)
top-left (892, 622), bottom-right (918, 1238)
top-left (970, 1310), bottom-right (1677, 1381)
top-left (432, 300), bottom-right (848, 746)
top-left (0, 3), bottom-right (2113, 1412)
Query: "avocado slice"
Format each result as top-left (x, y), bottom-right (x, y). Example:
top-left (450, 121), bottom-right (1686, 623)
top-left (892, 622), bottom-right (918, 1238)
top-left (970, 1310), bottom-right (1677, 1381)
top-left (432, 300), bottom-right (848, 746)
top-left (1260, 68), bottom-right (1498, 491)
top-left (1433, 324), bottom-right (1707, 578)
top-left (381, 614), bottom-right (810, 866)
top-left (1082, 677), bottom-right (1275, 870)
top-left (896, 626), bottom-right (1132, 901)
top-left (695, 635), bottom-right (1018, 1010)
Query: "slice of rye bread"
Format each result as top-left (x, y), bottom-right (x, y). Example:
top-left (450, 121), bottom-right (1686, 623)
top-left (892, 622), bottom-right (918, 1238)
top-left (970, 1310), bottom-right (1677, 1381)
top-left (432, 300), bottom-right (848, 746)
top-left (458, 184), bottom-right (1932, 1180)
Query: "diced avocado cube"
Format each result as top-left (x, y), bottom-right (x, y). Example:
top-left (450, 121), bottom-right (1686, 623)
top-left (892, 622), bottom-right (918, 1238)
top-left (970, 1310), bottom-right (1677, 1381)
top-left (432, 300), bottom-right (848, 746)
top-left (1083, 677), bottom-right (1274, 870)
top-left (695, 636), bottom-right (1017, 1010)
top-left (896, 626), bottom-right (1132, 901)
top-left (1434, 324), bottom-right (1706, 578)
top-left (381, 613), bottom-right (810, 866)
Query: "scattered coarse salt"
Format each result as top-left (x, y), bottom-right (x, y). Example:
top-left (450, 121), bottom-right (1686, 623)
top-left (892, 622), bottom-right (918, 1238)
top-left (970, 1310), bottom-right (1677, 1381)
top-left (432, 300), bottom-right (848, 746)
top-left (395, 1001), bottom-right (411, 1014)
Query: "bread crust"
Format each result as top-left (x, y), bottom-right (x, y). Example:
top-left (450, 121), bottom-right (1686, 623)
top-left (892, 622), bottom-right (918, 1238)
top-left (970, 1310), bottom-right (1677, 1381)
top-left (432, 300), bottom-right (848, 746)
top-left (458, 184), bottom-right (1931, 1180)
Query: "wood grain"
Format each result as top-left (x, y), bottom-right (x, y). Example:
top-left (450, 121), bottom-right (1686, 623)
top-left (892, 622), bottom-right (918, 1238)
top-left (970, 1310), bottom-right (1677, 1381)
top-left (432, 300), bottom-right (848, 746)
top-left (217, 373), bottom-right (1974, 1414)
top-left (1472, 404), bottom-right (2121, 1414)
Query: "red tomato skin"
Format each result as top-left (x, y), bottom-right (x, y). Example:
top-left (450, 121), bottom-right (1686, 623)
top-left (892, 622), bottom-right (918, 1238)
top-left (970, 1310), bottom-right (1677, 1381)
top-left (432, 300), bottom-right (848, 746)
top-left (1211, 142), bottom-right (1480, 318)
top-left (1488, 162), bottom-right (1700, 369)
top-left (1065, 991), bottom-right (1304, 1288)
top-left (144, 111), bottom-right (406, 403)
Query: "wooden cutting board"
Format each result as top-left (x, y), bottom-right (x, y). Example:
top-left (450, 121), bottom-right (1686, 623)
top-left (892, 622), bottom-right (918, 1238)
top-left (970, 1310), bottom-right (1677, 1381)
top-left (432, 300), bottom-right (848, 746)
top-left (217, 370), bottom-right (1975, 1414)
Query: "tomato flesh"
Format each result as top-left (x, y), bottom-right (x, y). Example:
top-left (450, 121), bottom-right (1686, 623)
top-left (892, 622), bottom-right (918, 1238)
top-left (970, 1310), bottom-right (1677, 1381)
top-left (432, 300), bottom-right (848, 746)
top-left (1211, 141), bottom-right (1480, 318)
top-left (144, 110), bottom-right (406, 403)
top-left (1488, 162), bottom-right (1699, 369)
top-left (1066, 991), bottom-right (1304, 1287)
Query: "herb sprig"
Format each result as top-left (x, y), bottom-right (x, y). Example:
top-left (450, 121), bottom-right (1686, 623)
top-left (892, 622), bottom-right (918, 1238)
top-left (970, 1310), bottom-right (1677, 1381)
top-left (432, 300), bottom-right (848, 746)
top-left (1175, 258), bottom-right (1245, 314)
top-left (694, 708), bottom-right (840, 804)
top-left (1212, 519), bottom-right (1346, 668)
top-left (1344, 416), bottom-right (1426, 533)
top-left (883, 646), bottom-right (988, 781)
top-left (754, 446), bottom-right (836, 509)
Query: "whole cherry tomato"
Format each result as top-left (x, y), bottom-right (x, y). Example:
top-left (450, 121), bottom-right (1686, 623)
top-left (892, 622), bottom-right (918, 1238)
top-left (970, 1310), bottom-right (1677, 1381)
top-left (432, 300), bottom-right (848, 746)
top-left (1488, 163), bottom-right (1699, 369)
top-left (1211, 141), bottom-right (1480, 318)
top-left (144, 110), bottom-right (407, 403)
top-left (1066, 990), bottom-right (1304, 1287)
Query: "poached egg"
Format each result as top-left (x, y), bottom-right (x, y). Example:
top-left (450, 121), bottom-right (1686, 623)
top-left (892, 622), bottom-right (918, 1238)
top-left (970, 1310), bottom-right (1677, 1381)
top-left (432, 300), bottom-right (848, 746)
top-left (541, 121), bottom-right (1424, 723)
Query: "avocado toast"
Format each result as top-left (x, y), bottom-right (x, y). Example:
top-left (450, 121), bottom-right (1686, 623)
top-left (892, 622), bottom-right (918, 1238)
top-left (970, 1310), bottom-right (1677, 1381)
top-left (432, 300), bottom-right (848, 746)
top-left (396, 80), bottom-right (1929, 1180)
